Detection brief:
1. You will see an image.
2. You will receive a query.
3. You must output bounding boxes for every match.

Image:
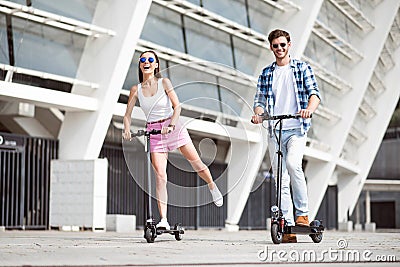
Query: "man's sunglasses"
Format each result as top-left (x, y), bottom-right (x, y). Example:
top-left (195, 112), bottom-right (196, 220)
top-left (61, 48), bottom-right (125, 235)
top-left (139, 57), bottom-right (155, 63)
top-left (272, 43), bottom-right (287, 49)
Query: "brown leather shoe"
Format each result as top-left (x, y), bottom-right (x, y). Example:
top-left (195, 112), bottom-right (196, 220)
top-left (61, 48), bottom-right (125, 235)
top-left (282, 233), bottom-right (297, 243)
top-left (296, 215), bottom-right (309, 226)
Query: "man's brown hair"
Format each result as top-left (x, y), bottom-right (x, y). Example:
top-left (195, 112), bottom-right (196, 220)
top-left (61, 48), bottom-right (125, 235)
top-left (268, 29), bottom-right (291, 44)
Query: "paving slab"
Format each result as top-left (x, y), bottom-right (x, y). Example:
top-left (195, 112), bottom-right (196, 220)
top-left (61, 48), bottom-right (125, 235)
top-left (0, 229), bottom-right (399, 266)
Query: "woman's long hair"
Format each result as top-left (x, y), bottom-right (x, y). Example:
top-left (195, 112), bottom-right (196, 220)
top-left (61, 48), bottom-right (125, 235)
top-left (138, 50), bottom-right (162, 82)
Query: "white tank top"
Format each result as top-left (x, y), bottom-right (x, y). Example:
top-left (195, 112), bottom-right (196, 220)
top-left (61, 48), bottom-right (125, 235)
top-left (137, 78), bottom-right (173, 122)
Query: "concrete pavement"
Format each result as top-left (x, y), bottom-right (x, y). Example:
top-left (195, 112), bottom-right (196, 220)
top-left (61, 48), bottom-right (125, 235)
top-left (0, 229), bottom-right (399, 266)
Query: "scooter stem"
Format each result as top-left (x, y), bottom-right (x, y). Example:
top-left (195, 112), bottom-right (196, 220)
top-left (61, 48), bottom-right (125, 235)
top-left (145, 133), bottom-right (153, 222)
top-left (276, 119), bottom-right (283, 213)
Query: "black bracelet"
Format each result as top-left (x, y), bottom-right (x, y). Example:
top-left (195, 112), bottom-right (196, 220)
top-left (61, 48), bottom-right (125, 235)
top-left (168, 124), bottom-right (175, 130)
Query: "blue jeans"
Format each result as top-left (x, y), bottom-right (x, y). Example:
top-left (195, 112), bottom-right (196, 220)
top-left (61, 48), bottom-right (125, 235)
top-left (268, 128), bottom-right (309, 226)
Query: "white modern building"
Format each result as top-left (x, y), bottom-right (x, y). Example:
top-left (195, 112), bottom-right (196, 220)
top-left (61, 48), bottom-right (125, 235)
top-left (0, 0), bottom-right (399, 231)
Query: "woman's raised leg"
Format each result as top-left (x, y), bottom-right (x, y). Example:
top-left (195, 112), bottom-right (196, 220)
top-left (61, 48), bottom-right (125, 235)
top-left (178, 143), bottom-right (223, 207)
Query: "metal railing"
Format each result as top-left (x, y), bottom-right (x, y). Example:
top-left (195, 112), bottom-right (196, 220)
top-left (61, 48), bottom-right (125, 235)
top-left (0, 132), bottom-right (58, 229)
top-left (0, 0), bottom-right (115, 37)
top-left (100, 141), bottom-right (227, 229)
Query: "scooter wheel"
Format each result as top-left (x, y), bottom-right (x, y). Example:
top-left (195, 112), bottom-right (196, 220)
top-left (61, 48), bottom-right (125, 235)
top-left (271, 223), bottom-right (283, 244)
top-left (144, 227), bottom-right (155, 243)
top-left (310, 233), bottom-right (323, 243)
top-left (174, 223), bottom-right (183, 241)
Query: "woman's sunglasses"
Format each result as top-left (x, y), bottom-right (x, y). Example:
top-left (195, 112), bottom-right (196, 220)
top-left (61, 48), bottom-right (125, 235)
top-left (272, 43), bottom-right (287, 49)
top-left (139, 57), bottom-right (155, 63)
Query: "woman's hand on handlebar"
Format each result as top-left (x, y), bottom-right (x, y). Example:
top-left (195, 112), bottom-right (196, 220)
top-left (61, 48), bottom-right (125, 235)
top-left (122, 131), bottom-right (132, 141)
top-left (251, 114), bottom-right (263, 124)
top-left (161, 125), bottom-right (174, 134)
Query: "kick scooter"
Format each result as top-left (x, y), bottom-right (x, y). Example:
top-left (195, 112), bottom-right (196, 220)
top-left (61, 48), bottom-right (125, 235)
top-left (130, 129), bottom-right (184, 243)
top-left (254, 113), bottom-right (324, 244)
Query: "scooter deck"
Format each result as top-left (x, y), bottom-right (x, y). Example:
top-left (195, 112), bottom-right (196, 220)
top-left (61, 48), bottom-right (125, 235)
top-left (285, 224), bottom-right (324, 234)
top-left (156, 227), bottom-right (185, 235)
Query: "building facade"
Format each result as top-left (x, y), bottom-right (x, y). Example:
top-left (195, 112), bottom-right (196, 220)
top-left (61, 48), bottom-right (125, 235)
top-left (1, 0), bottom-right (400, 230)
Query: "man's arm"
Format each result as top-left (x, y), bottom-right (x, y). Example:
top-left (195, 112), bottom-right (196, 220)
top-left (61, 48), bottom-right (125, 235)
top-left (303, 63), bottom-right (321, 100)
top-left (299, 94), bottom-right (320, 118)
top-left (299, 63), bottom-right (321, 118)
top-left (252, 74), bottom-right (268, 123)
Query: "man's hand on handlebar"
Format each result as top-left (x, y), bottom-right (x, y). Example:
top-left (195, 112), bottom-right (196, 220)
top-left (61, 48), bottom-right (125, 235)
top-left (298, 109), bottom-right (313, 118)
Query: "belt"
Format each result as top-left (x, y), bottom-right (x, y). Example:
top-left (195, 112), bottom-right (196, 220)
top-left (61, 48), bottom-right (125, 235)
top-left (146, 117), bottom-right (171, 125)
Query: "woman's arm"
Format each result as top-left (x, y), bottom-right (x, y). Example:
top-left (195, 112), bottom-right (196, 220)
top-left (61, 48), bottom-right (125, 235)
top-left (122, 85), bottom-right (138, 140)
top-left (162, 78), bottom-right (181, 133)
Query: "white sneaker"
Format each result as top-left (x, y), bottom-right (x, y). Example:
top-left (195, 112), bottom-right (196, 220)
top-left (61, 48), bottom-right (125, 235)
top-left (156, 218), bottom-right (170, 230)
top-left (210, 185), bottom-right (223, 207)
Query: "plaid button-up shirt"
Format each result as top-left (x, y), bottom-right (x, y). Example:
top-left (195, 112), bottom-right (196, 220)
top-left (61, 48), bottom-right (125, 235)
top-left (253, 58), bottom-right (321, 136)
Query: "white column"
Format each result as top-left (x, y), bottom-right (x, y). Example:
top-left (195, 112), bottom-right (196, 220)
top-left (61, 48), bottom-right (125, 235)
top-left (225, 131), bottom-right (267, 231)
top-left (337, 31), bottom-right (400, 224)
top-left (309, 0), bottom-right (400, 223)
top-left (365, 190), bottom-right (371, 224)
top-left (306, 161), bottom-right (334, 220)
top-left (354, 199), bottom-right (362, 231)
top-left (364, 190), bottom-right (376, 231)
top-left (58, 0), bottom-right (152, 160)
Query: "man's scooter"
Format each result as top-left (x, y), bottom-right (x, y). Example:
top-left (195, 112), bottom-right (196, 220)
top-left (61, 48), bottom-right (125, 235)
top-left (130, 129), bottom-right (184, 243)
top-left (254, 113), bottom-right (324, 244)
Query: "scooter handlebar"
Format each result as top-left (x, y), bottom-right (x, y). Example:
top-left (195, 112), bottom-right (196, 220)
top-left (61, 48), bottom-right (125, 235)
top-left (148, 129), bottom-right (162, 135)
top-left (131, 129), bottom-right (162, 137)
top-left (251, 113), bottom-right (311, 123)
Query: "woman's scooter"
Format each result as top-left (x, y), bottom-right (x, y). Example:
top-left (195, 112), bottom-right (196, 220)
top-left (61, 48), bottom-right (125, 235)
top-left (130, 129), bottom-right (184, 243)
top-left (254, 113), bottom-right (324, 244)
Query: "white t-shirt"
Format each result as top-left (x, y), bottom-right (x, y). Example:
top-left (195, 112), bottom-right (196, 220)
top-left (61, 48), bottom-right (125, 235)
top-left (272, 64), bottom-right (301, 130)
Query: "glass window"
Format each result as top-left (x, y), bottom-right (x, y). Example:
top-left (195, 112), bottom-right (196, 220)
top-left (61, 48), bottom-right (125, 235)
top-left (168, 63), bottom-right (221, 112)
top-left (186, 0), bottom-right (201, 5)
top-left (141, 4), bottom-right (185, 53)
top-left (0, 14), bottom-right (9, 64)
top-left (315, 78), bottom-right (333, 108)
top-left (202, 0), bottom-right (248, 27)
top-left (304, 34), bottom-right (338, 73)
top-left (5, 0), bottom-right (25, 4)
top-left (304, 33), bottom-right (353, 88)
top-left (218, 77), bottom-right (252, 117)
top-left (317, 1), bottom-right (364, 46)
top-left (247, 0), bottom-right (275, 34)
top-left (232, 36), bottom-right (265, 76)
top-left (7, 0), bottom-right (97, 23)
top-left (11, 17), bottom-right (86, 77)
top-left (184, 17), bottom-right (233, 67)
